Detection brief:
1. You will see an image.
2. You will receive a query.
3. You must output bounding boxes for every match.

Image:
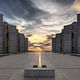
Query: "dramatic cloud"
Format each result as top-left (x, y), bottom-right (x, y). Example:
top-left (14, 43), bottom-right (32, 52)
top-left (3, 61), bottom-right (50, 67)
top-left (27, 34), bottom-right (54, 51)
top-left (0, 0), bottom-right (76, 35)
top-left (71, 0), bottom-right (80, 11)
top-left (0, 0), bottom-right (79, 51)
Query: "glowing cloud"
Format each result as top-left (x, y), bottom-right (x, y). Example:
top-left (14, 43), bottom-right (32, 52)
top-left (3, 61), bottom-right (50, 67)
top-left (27, 34), bottom-right (53, 52)
top-left (16, 25), bottom-right (25, 31)
top-left (28, 35), bottom-right (47, 43)
top-left (71, 0), bottom-right (80, 11)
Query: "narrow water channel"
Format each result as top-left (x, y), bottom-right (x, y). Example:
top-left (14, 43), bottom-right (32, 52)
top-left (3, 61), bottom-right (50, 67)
top-left (38, 52), bottom-right (42, 68)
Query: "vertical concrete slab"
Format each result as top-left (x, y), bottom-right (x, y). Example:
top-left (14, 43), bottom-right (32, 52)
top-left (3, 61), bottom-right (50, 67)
top-left (24, 38), bottom-right (28, 52)
top-left (62, 25), bottom-right (72, 53)
top-left (3, 22), bottom-right (8, 54)
top-left (72, 22), bottom-right (78, 53)
top-left (52, 38), bottom-right (56, 52)
top-left (8, 25), bottom-right (18, 54)
top-left (0, 14), bottom-right (3, 23)
top-left (0, 14), bottom-right (3, 54)
top-left (77, 14), bottom-right (80, 54)
top-left (55, 34), bottom-right (62, 52)
top-left (18, 33), bottom-right (25, 52)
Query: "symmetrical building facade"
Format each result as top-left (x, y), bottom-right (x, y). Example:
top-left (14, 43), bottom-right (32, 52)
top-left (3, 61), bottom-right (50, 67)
top-left (0, 14), bottom-right (28, 54)
top-left (52, 14), bottom-right (80, 54)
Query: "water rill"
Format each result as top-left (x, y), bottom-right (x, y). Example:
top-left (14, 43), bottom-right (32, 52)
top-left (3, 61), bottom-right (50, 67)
top-left (24, 52), bottom-right (55, 80)
top-left (38, 52), bottom-right (42, 68)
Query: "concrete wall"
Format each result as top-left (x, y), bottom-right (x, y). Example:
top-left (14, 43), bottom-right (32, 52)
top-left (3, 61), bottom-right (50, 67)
top-left (52, 38), bottom-right (56, 52)
top-left (55, 34), bottom-right (62, 52)
top-left (0, 14), bottom-right (3, 23)
top-left (3, 22), bottom-right (8, 54)
top-left (62, 25), bottom-right (72, 53)
top-left (52, 14), bottom-right (80, 54)
top-left (8, 25), bottom-right (18, 54)
top-left (72, 22), bottom-right (78, 53)
top-left (0, 14), bottom-right (29, 54)
top-left (18, 33), bottom-right (25, 52)
top-left (24, 38), bottom-right (28, 52)
top-left (0, 14), bottom-right (3, 54)
top-left (77, 14), bottom-right (80, 53)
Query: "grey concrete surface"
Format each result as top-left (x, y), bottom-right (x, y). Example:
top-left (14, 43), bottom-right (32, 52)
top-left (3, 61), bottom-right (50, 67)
top-left (0, 52), bottom-right (80, 80)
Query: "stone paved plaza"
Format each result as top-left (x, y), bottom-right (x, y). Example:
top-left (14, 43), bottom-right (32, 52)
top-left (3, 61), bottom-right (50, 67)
top-left (0, 52), bottom-right (80, 80)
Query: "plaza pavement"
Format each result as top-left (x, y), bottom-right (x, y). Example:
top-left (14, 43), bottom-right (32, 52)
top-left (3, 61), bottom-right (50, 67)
top-left (0, 52), bottom-right (80, 80)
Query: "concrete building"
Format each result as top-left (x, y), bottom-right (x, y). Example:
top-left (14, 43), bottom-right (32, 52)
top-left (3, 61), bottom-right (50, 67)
top-left (0, 15), bottom-right (8, 54)
top-left (71, 22), bottom-right (78, 53)
top-left (8, 24), bottom-right (18, 54)
top-left (52, 38), bottom-right (56, 52)
top-left (0, 13), bottom-right (29, 54)
top-left (0, 14), bottom-right (4, 54)
top-left (24, 38), bottom-right (28, 52)
top-left (18, 33), bottom-right (25, 52)
top-left (55, 33), bottom-right (62, 52)
top-left (3, 22), bottom-right (9, 54)
top-left (77, 14), bottom-right (80, 54)
top-left (62, 25), bottom-right (72, 53)
top-left (52, 14), bottom-right (80, 54)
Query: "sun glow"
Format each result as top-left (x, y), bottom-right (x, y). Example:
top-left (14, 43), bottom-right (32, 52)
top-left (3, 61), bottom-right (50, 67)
top-left (27, 34), bottom-right (52, 52)
top-left (16, 25), bottom-right (25, 31)
top-left (28, 35), bottom-right (47, 43)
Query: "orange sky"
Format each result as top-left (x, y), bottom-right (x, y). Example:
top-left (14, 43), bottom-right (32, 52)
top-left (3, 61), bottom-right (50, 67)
top-left (16, 25), bottom-right (54, 52)
top-left (27, 34), bottom-right (53, 52)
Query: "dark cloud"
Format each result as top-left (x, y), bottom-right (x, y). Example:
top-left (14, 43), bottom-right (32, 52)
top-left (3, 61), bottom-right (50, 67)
top-left (51, 0), bottom-right (75, 6)
top-left (0, 0), bottom-right (78, 35)
top-left (46, 34), bottom-right (55, 40)
top-left (26, 34), bottom-right (33, 37)
top-left (0, 0), bottom-right (48, 21)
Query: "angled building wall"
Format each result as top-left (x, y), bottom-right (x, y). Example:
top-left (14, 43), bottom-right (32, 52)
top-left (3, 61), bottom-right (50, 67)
top-left (8, 25), bottom-right (18, 54)
top-left (24, 38), bottom-right (28, 52)
top-left (18, 33), bottom-right (25, 52)
top-left (55, 33), bottom-right (62, 52)
top-left (52, 38), bottom-right (56, 52)
top-left (0, 14), bottom-right (4, 54)
top-left (77, 14), bottom-right (80, 54)
top-left (72, 22), bottom-right (78, 54)
top-left (62, 25), bottom-right (72, 53)
top-left (3, 22), bottom-right (9, 54)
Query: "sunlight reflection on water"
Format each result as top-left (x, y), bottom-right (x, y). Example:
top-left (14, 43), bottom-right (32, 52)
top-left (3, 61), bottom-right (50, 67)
top-left (38, 52), bottom-right (42, 68)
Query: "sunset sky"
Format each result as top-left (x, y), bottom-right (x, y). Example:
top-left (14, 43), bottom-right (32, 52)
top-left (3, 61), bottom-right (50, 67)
top-left (0, 0), bottom-right (80, 51)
